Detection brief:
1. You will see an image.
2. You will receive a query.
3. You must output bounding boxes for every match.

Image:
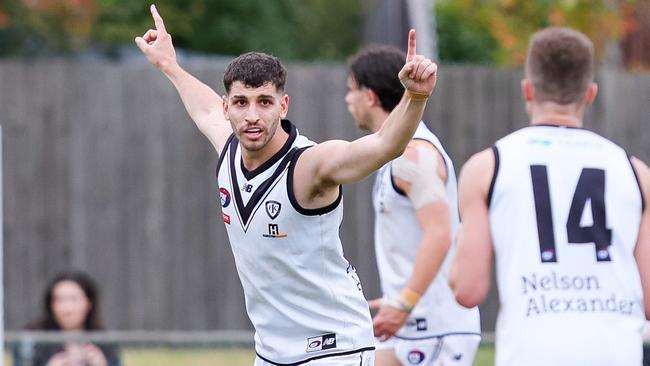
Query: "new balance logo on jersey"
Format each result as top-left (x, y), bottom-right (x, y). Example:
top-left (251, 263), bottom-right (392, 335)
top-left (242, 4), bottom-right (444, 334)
top-left (306, 333), bottom-right (337, 353)
top-left (262, 223), bottom-right (287, 238)
top-left (242, 183), bottom-right (253, 193)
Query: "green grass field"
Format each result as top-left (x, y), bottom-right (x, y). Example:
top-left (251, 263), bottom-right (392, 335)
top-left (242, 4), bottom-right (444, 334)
top-left (7, 345), bottom-right (495, 365)
top-left (121, 345), bottom-right (495, 366)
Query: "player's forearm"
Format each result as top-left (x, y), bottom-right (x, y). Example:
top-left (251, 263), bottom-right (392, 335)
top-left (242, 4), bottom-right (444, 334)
top-left (162, 62), bottom-right (223, 133)
top-left (376, 94), bottom-right (427, 160)
top-left (405, 232), bottom-right (450, 297)
top-left (449, 239), bottom-right (492, 308)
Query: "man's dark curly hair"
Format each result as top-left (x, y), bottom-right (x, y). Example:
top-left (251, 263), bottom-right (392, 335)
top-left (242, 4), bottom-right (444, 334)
top-left (223, 52), bottom-right (287, 94)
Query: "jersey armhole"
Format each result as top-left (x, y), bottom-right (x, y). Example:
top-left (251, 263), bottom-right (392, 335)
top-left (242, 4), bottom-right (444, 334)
top-left (487, 145), bottom-right (500, 208)
top-left (389, 164), bottom-right (408, 197)
top-left (287, 147), bottom-right (343, 216)
top-left (628, 155), bottom-right (646, 214)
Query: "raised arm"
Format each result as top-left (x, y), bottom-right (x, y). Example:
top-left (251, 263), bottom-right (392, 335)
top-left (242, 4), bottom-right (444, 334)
top-left (449, 148), bottom-right (495, 308)
top-left (295, 29), bottom-right (437, 204)
top-left (135, 4), bottom-right (231, 153)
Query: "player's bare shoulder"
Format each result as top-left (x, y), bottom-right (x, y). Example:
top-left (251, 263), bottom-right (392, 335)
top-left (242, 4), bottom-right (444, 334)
top-left (631, 156), bottom-right (650, 205)
top-left (396, 140), bottom-right (446, 177)
top-left (459, 149), bottom-right (495, 190)
top-left (392, 140), bottom-right (449, 207)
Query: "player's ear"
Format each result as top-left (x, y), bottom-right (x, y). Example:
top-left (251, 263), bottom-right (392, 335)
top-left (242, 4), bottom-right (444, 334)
top-left (222, 95), bottom-right (230, 120)
top-left (280, 94), bottom-right (290, 119)
top-left (583, 82), bottom-right (598, 106)
top-left (366, 89), bottom-right (380, 107)
top-left (521, 79), bottom-right (534, 102)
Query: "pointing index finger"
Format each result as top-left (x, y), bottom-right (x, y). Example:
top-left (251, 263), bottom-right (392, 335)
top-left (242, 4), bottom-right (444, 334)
top-left (150, 4), bottom-right (167, 34)
top-left (406, 29), bottom-right (416, 62)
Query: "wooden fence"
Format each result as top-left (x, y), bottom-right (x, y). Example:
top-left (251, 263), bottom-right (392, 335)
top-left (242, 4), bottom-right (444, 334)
top-left (2, 58), bottom-right (649, 332)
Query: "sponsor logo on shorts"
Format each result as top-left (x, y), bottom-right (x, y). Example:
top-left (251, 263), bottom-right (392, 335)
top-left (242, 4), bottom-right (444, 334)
top-left (407, 349), bottom-right (425, 364)
top-left (220, 188), bottom-right (231, 208)
top-left (405, 318), bottom-right (428, 331)
top-left (306, 333), bottom-right (336, 353)
top-left (453, 353), bottom-right (463, 361)
top-left (416, 318), bottom-right (427, 331)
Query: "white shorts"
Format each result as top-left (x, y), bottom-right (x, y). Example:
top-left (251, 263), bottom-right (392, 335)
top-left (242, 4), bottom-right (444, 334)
top-left (254, 350), bottom-right (375, 366)
top-left (376, 334), bottom-right (480, 366)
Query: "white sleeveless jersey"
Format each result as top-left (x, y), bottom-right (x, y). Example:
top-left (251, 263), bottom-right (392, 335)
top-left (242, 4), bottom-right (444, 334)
top-left (372, 122), bottom-right (481, 339)
top-left (216, 120), bottom-right (374, 365)
top-left (490, 125), bottom-right (646, 366)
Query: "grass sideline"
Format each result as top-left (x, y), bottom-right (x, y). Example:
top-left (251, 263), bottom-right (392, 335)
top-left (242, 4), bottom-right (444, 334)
top-left (6, 345), bottom-right (495, 365)
top-left (121, 345), bottom-right (495, 366)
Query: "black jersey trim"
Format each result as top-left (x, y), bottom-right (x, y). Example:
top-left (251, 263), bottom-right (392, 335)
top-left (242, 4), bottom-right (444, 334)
top-left (255, 346), bottom-right (375, 366)
top-left (229, 140), bottom-right (299, 229)
top-left (240, 119), bottom-right (297, 181)
top-left (389, 164), bottom-right (408, 197)
top-left (287, 147), bottom-right (343, 216)
top-left (628, 155), bottom-right (646, 213)
top-left (487, 146), bottom-right (500, 208)
top-left (216, 133), bottom-right (236, 178)
top-left (530, 123), bottom-right (583, 130)
top-left (394, 331), bottom-right (482, 341)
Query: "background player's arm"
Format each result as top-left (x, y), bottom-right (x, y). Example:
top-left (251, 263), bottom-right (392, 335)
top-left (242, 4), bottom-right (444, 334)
top-left (135, 5), bottom-right (231, 154)
top-left (398, 143), bottom-right (451, 298)
top-left (370, 142), bottom-right (451, 340)
top-left (293, 30), bottom-right (437, 209)
top-left (449, 148), bottom-right (495, 308)
top-left (631, 157), bottom-right (650, 319)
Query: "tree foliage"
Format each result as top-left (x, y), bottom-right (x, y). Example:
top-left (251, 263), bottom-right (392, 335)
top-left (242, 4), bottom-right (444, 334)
top-left (0, 0), bottom-right (363, 60)
top-left (436, 0), bottom-right (637, 65)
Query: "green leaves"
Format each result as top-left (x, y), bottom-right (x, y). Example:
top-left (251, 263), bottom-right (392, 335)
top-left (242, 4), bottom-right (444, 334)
top-left (0, 0), bottom-right (362, 60)
top-left (436, 0), bottom-right (634, 65)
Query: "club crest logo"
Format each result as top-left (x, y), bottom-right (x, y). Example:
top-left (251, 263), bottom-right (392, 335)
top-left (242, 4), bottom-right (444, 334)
top-left (265, 200), bottom-right (281, 220)
top-left (407, 350), bottom-right (425, 364)
top-left (220, 188), bottom-right (231, 208)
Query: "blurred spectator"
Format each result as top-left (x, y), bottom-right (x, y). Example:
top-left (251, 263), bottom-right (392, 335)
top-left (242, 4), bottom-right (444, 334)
top-left (15, 271), bottom-right (120, 366)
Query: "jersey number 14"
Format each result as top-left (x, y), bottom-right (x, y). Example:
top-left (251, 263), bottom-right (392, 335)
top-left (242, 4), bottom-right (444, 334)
top-left (530, 165), bottom-right (612, 263)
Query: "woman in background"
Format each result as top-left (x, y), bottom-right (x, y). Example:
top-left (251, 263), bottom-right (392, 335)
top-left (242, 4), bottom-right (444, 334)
top-left (19, 271), bottom-right (121, 366)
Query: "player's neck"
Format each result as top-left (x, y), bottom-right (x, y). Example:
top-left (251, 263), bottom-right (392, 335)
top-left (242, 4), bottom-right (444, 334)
top-left (241, 127), bottom-right (289, 171)
top-left (529, 102), bottom-right (584, 128)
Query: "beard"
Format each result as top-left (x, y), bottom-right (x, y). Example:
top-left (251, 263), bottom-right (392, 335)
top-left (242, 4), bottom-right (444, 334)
top-left (234, 118), bottom-right (281, 152)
